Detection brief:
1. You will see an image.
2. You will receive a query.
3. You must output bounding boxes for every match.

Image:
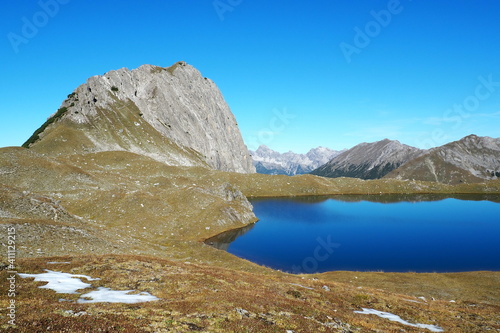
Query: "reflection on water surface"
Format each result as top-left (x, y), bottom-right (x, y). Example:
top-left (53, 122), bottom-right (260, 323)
top-left (207, 194), bottom-right (500, 273)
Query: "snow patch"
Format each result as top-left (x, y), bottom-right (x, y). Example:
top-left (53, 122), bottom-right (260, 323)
top-left (250, 145), bottom-right (342, 175)
top-left (354, 308), bottom-right (444, 332)
top-left (19, 270), bottom-right (98, 294)
top-left (19, 270), bottom-right (159, 304)
top-left (47, 262), bottom-right (72, 264)
top-left (289, 283), bottom-right (314, 290)
top-left (78, 287), bottom-right (159, 304)
top-left (402, 298), bottom-right (422, 303)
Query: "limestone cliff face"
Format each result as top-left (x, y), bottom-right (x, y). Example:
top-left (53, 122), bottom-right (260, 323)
top-left (25, 62), bottom-right (255, 173)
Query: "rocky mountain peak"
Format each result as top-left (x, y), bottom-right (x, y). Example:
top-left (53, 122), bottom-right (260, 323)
top-left (23, 61), bottom-right (255, 173)
top-left (250, 145), bottom-right (342, 176)
top-left (459, 134), bottom-right (500, 150)
top-left (386, 134), bottom-right (500, 183)
top-left (254, 145), bottom-right (274, 155)
top-left (311, 139), bottom-right (424, 179)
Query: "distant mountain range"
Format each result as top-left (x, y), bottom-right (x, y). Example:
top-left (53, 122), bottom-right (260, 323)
top-left (249, 145), bottom-right (344, 176)
top-left (255, 135), bottom-right (500, 184)
top-left (310, 139), bottom-right (424, 180)
top-left (309, 135), bottom-right (500, 184)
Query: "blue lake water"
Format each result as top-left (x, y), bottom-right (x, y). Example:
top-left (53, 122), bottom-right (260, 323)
top-left (206, 195), bottom-right (500, 273)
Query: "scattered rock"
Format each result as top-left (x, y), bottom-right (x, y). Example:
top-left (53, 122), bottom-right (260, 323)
top-left (235, 308), bottom-right (249, 317)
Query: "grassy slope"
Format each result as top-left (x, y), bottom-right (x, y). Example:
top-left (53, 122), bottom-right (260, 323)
top-left (2, 255), bottom-right (498, 332)
top-left (1, 147), bottom-right (500, 332)
top-left (317, 271), bottom-right (500, 306)
top-left (215, 171), bottom-right (500, 198)
top-left (27, 95), bottom-right (208, 169)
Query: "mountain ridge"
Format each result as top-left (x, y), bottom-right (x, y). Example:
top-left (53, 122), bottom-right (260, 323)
top-left (250, 145), bottom-right (343, 175)
top-left (23, 62), bottom-right (255, 173)
top-left (311, 138), bottom-right (425, 180)
top-left (385, 134), bottom-right (500, 184)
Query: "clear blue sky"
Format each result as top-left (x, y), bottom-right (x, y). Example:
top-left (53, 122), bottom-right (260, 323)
top-left (1, 0), bottom-right (499, 153)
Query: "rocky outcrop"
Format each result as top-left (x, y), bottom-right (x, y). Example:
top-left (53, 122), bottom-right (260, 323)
top-left (385, 135), bottom-right (500, 184)
top-left (205, 223), bottom-right (255, 251)
top-left (0, 146), bottom-right (259, 254)
top-left (23, 62), bottom-right (255, 173)
top-left (250, 145), bottom-right (343, 175)
top-left (311, 139), bottom-right (424, 180)
top-left (0, 185), bottom-right (80, 223)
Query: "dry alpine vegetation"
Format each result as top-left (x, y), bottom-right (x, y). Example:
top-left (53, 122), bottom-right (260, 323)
top-left (1, 146), bottom-right (500, 332)
top-left (1, 255), bottom-right (499, 333)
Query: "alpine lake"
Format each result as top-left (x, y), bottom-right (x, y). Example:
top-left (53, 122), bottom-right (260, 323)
top-left (206, 194), bottom-right (500, 274)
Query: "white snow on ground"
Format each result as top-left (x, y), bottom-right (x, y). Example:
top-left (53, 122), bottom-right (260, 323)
top-left (354, 308), bottom-right (444, 332)
top-left (402, 298), bottom-right (422, 303)
top-left (47, 262), bottom-right (71, 264)
top-left (19, 270), bottom-right (159, 304)
top-left (19, 270), bottom-right (99, 294)
top-left (78, 287), bottom-right (159, 304)
top-left (289, 283), bottom-right (315, 290)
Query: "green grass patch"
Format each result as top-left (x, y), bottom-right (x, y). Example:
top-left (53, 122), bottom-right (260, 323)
top-left (22, 106), bottom-right (69, 148)
top-left (166, 61), bottom-right (186, 75)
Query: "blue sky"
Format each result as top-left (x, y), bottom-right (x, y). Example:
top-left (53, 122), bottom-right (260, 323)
top-left (1, 1), bottom-right (499, 153)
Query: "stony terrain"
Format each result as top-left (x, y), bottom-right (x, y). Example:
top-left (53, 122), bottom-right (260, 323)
top-left (311, 139), bottom-right (424, 180)
top-left (2, 255), bottom-right (499, 332)
top-left (2, 144), bottom-right (499, 331)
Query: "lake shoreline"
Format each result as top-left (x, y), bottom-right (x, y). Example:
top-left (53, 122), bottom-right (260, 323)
top-left (205, 194), bottom-right (500, 275)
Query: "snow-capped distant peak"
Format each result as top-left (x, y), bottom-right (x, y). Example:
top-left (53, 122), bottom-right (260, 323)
top-left (249, 145), bottom-right (343, 175)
